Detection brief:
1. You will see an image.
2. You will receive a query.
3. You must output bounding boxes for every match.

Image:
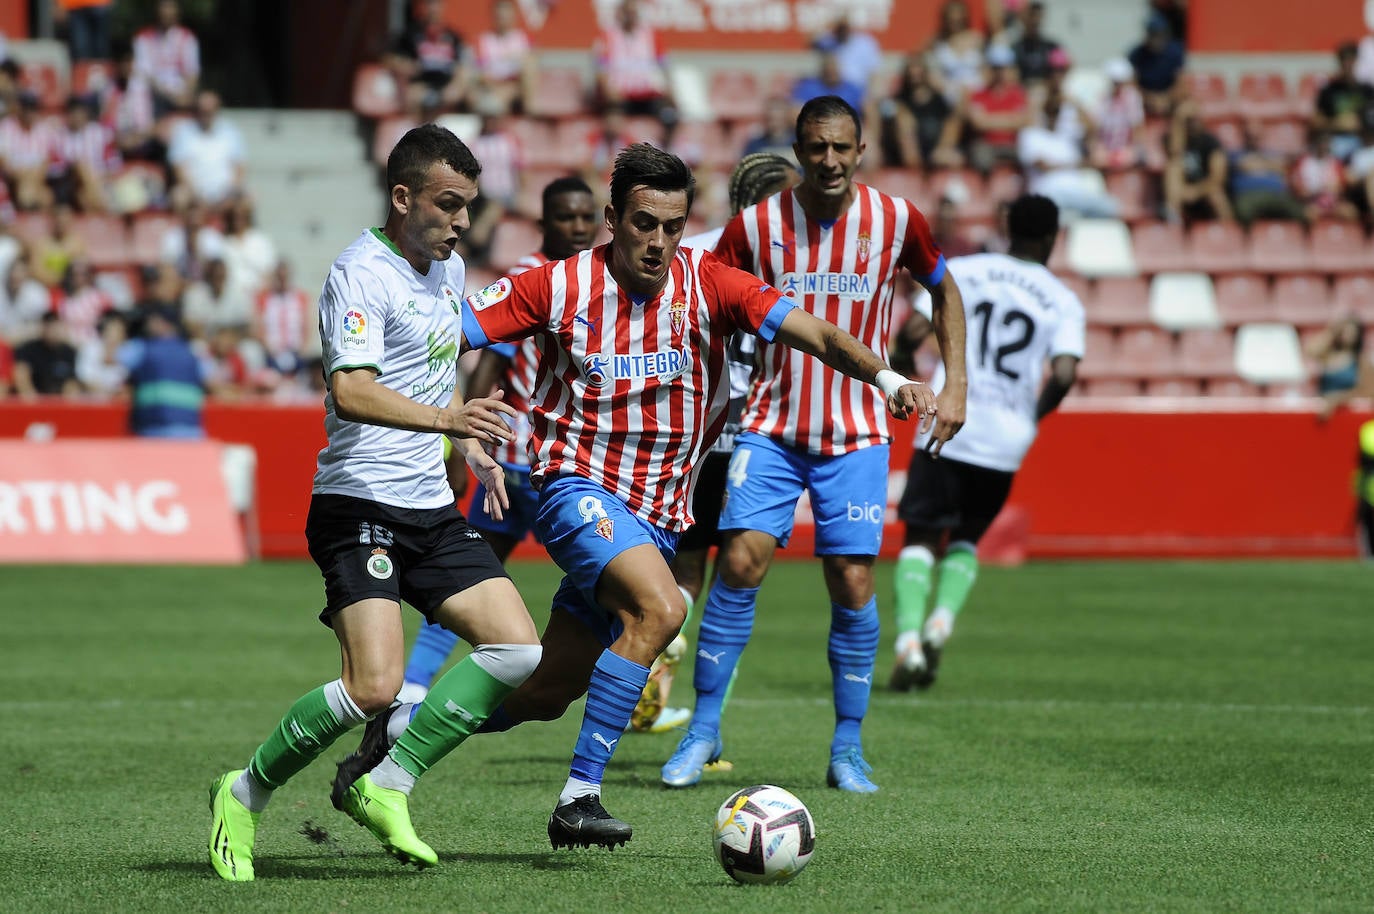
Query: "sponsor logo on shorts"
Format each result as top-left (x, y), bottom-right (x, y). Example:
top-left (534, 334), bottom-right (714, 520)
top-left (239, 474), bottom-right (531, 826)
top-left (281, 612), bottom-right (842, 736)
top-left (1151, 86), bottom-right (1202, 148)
top-left (846, 501), bottom-right (884, 524)
top-left (366, 547), bottom-right (394, 579)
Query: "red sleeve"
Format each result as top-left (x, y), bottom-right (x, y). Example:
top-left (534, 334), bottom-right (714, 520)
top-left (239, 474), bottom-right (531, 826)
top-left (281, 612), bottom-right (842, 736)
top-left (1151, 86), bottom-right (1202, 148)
top-left (711, 214), bottom-right (753, 272)
top-left (462, 265), bottom-right (551, 347)
top-left (699, 252), bottom-right (790, 338)
top-left (897, 201), bottom-right (944, 285)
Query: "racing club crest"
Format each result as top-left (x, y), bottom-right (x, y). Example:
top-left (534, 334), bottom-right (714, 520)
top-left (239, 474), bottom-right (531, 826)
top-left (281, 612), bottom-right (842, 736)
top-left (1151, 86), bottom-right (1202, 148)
top-left (669, 298), bottom-right (688, 334)
top-left (595, 516), bottom-right (614, 541)
top-left (856, 232), bottom-right (871, 264)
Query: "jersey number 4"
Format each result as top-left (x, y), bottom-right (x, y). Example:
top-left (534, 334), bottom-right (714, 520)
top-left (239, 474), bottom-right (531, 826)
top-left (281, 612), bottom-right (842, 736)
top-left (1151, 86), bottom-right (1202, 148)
top-left (972, 301), bottom-right (1035, 381)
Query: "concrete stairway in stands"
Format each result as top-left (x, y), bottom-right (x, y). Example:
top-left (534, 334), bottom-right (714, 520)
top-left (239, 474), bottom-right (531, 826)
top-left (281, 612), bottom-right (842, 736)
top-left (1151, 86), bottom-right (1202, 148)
top-left (233, 109), bottom-right (383, 293)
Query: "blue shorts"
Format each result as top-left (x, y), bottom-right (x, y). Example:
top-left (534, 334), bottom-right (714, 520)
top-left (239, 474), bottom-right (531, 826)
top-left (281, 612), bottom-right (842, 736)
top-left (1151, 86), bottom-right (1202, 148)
top-left (468, 464), bottom-right (541, 543)
top-left (719, 432), bottom-right (889, 556)
top-left (536, 475), bottom-right (680, 647)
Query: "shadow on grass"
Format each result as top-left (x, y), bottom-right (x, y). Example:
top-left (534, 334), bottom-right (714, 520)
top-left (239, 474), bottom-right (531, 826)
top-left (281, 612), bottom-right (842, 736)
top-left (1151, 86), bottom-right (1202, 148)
top-left (138, 851), bottom-right (587, 881)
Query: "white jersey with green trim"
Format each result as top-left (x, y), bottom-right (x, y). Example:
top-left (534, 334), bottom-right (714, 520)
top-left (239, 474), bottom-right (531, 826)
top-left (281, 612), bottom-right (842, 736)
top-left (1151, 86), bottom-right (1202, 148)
top-left (914, 252), bottom-right (1085, 473)
top-left (313, 228), bottom-right (468, 509)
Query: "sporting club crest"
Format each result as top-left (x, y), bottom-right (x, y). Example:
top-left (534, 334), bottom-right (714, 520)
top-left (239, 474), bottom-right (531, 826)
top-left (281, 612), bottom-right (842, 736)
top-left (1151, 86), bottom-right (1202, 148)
top-left (595, 517), bottom-right (614, 541)
top-left (669, 298), bottom-right (688, 334)
top-left (856, 232), bottom-right (872, 264)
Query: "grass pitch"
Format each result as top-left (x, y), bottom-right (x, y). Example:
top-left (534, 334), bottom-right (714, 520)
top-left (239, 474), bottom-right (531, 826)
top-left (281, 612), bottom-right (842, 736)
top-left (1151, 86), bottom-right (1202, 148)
top-left (1, 560), bottom-right (1370, 913)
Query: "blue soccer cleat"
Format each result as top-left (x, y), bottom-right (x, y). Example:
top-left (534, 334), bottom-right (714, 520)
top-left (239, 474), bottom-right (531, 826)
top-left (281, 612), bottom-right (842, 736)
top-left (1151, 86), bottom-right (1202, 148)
top-left (826, 746), bottom-right (880, 793)
top-left (660, 731), bottom-right (722, 788)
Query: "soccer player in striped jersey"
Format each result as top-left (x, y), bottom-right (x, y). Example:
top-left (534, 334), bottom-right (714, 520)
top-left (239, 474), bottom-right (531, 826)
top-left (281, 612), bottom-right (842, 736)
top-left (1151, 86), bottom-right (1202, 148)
top-left (630, 153), bottom-right (802, 734)
top-left (663, 95), bottom-right (969, 794)
top-left (207, 125), bottom-right (541, 880)
top-left (335, 143), bottom-right (939, 852)
top-left (398, 176), bottom-right (599, 701)
top-left (889, 194), bottom-right (1083, 691)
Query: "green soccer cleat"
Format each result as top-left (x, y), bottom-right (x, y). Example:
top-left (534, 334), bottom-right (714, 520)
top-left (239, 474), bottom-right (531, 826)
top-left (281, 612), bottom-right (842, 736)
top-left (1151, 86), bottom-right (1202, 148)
top-left (338, 773), bottom-right (438, 869)
top-left (208, 770), bottom-right (260, 882)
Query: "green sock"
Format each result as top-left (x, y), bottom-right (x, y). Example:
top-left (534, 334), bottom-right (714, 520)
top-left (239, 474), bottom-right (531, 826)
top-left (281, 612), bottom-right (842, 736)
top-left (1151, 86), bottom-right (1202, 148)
top-left (934, 544), bottom-right (979, 618)
top-left (894, 546), bottom-right (935, 633)
top-left (249, 684), bottom-right (354, 789)
top-left (390, 655), bottom-right (513, 779)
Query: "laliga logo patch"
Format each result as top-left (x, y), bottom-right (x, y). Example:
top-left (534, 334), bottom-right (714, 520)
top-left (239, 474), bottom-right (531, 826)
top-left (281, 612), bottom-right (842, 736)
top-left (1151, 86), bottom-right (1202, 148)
top-left (341, 309), bottom-right (368, 348)
top-left (469, 277), bottom-right (512, 312)
top-left (366, 547), bottom-right (394, 580)
top-left (582, 354), bottom-right (610, 387)
top-left (669, 298), bottom-right (688, 334)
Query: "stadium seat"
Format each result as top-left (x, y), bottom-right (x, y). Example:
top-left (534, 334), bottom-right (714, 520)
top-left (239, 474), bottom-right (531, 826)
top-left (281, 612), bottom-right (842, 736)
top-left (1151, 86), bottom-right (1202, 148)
top-left (1308, 220), bottom-right (1372, 274)
top-left (1105, 170), bottom-right (1150, 223)
top-left (1333, 275), bottom-right (1374, 320)
top-left (12, 211), bottom-right (52, 244)
top-left (1246, 220), bottom-right (1309, 274)
top-left (1144, 377), bottom-right (1203, 397)
top-left (1066, 218), bottom-right (1137, 277)
top-left (1091, 276), bottom-right (1151, 326)
top-left (1131, 220), bottom-right (1188, 274)
top-left (505, 117), bottom-right (561, 168)
top-left (670, 119), bottom-right (732, 168)
top-left (1175, 327), bottom-right (1236, 379)
top-left (75, 215), bottom-right (132, 268)
top-left (352, 63), bottom-right (401, 120)
top-left (1234, 323), bottom-right (1306, 384)
top-left (528, 67), bottom-right (587, 119)
top-left (708, 70), bottom-right (764, 121)
top-left (985, 166), bottom-right (1024, 208)
top-left (372, 116), bottom-right (416, 166)
top-left (1109, 325), bottom-right (1176, 377)
top-left (1082, 377), bottom-right (1143, 397)
top-left (489, 218), bottom-right (543, 273)
top-left (1236, 71), bottom-right (1292, 122)
top-left (929, 169), bottom-right (994, 220)
top-left (872, 168), bottom-right (926, 206)
top-left (1182, 71), bottom-right (1234, 120)
top-left (1258, 120), bottom-right (1306, 158)
top-left (1293, 72), bottom-right (1325, 119)
top-left (1079, 326), bottom-right (1116, 377)
top-left (129, 212), bottom-right (178, 265)
top-left (1206, 377), bottom-right (1266, 397)
top-left (1186, 220), bottom-right (1249, 273)
top-left (1214, 274), bottom-right (1277, 325)
top-left (1271, 273), bottom-right (1335, 329)
top-left (1149, 272), bottom-right (1221, 330)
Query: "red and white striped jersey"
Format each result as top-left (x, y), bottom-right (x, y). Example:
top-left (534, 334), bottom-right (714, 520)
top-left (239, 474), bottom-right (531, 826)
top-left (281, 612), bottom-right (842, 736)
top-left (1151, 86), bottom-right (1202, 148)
top-left (475, 28), bottom-right (530, 82)
top-left (255, 286), bottom-right (312, 359)
top-left (715, 182), bottom-right (945, 456)
top-left (58, 286), bottom-right (113, 344)
top-left (594, 24), bottom-right (667, 100)
top-left (461, 243), bottom-right (794, 531)
top-left (101, 77), bottom-right (156, 136)
top-left (0, 116), bottom-right (57, 171)
top-left (488, 251), bottom-right (546, 468)
top-left (54, 122), bottom-right (118, 173)
top-left (132, 25), bottom-right (200, 94)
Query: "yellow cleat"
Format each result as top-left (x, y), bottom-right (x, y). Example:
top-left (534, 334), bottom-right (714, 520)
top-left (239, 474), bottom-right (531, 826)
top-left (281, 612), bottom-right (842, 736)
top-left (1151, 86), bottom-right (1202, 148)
top-left (338, 774), bottom-right (437, 869)
top-left (208, 770), bottom-right (260, 882)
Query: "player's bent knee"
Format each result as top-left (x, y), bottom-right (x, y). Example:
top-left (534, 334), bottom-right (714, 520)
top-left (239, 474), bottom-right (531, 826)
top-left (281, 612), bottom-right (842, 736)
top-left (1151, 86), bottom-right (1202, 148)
top-left (470, 642), bottom-right (542, 688)
top-left (345, 671), bottom-right (404, 716)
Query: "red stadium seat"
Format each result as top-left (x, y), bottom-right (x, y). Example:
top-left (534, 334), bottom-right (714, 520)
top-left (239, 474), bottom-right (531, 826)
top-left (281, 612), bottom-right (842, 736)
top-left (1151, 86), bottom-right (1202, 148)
top-left (129, 212), bottom-right (178, 265)
top-left (1308, 220), bottom-right (1372, 274)
top-left (1082, 377), bottom-right (1143, 397)
top-left (1108, 326), bottom-right (1176, 378)
top-left (708, 70), bottom-right (764, 122)
top-left (75, 215), bottom-right (132, 268)
top-left (372, 116), bottom-right (416, 167)
top-left (1090, 276), bottom-right (1151, 327)
top-left (928, 169), bottom-right (993, 220)
top-left (1246, 220), bottom-right (1310, 274)
top-left (1105, 170), bottom-right (1151, 223)
top-left (488, 218), bottom-right (543, 274)
top-left (1333, 275), bottom-right (1374, 321)
top-left (12, 211), bottom-right (52, 244)
top-left (1271, 273), bottom-right (1335, 329)
top-left (1236, 71), bottom-right (1292, 122)
top-left (669, 119), bottom-right (730, 167)
top-left (352, 63), bottom-right (401, 120)
top-left (1293, 72), bottom-right (1326, 119)
top-left (528, 67), bottom-right (587, 119)
top-left (1187, 220), bottom-right (1249, 273)
top-left (1077, 326), bottom-right (1116, 379)
top-left (1131, 221), bottom-right (1188, 273)
top-left (514, 166), bottom-right (575, 219)
top-left (1214, 274), bottom-right (1277, 325)
top-left (985, 166), bottom-right (1023, 208)
top-left (1182, 71), bottom-right (1234, 120)
top-left (1175, 328), bottom-right (1236, 379)
top-left (1207, 377), bottom-right (1266, 397)
top-left (872, 168), bottom-right (926, 206)
top-left (504, 117), bottom-right (560, 168)
top-left (1258, 120), bottom-right (1306, 158)
top-left (1144, 377), bottom-right (1204, 397)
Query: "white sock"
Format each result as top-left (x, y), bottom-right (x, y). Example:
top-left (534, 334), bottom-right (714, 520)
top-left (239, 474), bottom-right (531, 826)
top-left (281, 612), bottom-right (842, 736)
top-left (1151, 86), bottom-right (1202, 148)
top-left (386, 703), bottom-right (417, 745)
top-left (924, 607), bottom-right (955, 648)
top-left (370, 753), bottom-right (417, 795)
top-left (230, 768), bottom-right (273, 813)
top-left (558, 776), bottom-right (600, 806)
top-left (323, 678), bottom-right (370, 728)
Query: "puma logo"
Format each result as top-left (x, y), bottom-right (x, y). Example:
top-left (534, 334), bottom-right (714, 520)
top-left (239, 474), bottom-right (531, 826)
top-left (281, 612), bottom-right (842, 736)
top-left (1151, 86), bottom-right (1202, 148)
top-left (591, 732), bottom-right (619, 752)
top-left (697, 649), bottom-right (726, 664)
top-left (843, 673), bottom-right (872, 685)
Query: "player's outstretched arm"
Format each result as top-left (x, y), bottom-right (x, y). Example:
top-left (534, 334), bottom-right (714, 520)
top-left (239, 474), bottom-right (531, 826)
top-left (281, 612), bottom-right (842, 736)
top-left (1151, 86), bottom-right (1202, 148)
top-left (772, 308), bottom-right (937, 428)
top-left (923, 270), bottom-right (968, 455)
top-left (330, 366), bottom-right (517, 443)
top-left (1036, 355), bottom-right (1080, 421)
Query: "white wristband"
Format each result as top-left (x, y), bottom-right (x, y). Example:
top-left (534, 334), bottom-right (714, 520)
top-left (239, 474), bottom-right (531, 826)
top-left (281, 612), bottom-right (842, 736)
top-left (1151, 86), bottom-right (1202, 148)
top-left (876, 369), bottom-right (911, 400)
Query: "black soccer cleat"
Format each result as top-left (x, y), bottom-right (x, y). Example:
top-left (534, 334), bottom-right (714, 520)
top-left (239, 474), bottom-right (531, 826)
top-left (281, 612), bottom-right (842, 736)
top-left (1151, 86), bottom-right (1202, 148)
top-left (914, 641), bottom-right (943, 690)
top-left (547, 795), bottom-right (633, 850)
top-left (331, 709), bottom-right (394, 811)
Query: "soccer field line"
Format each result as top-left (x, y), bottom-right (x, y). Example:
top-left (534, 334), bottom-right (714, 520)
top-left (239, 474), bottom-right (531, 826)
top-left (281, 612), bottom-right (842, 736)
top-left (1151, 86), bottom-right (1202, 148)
top-left (0, 697), bottom-right (1368, 716)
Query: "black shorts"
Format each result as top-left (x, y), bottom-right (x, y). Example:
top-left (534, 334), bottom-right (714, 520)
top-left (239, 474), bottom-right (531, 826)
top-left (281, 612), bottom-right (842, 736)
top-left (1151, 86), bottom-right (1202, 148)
top-left (897, 451), bottom-right (1015, 544)
top-left (677, 450), bottom-right (730, 552)
top-left (305, 494), bottom-right (509, 627)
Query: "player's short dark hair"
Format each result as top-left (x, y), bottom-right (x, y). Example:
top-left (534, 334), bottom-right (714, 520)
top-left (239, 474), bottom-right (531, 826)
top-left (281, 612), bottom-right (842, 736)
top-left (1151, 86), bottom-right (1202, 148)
top-left (727, 153), bottom-right (797, 215)
top-left (796, 95), bottom-right (863, 143)
top-left (1007, 194), bottom-right (1060, 241)
top-left (386, 123), bottom-right (481, 193)
top-left (609, 143), bottom-right (695, 217)
top-left (1337, 41), bottom-right (1359, 62)
top-left (541, 175), bottom-right (594, 214)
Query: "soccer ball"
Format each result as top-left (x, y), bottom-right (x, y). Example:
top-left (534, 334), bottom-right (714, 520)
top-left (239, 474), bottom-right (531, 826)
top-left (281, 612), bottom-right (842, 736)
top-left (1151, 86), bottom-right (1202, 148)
top-left (712, 785), bottom-right (816, 885)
